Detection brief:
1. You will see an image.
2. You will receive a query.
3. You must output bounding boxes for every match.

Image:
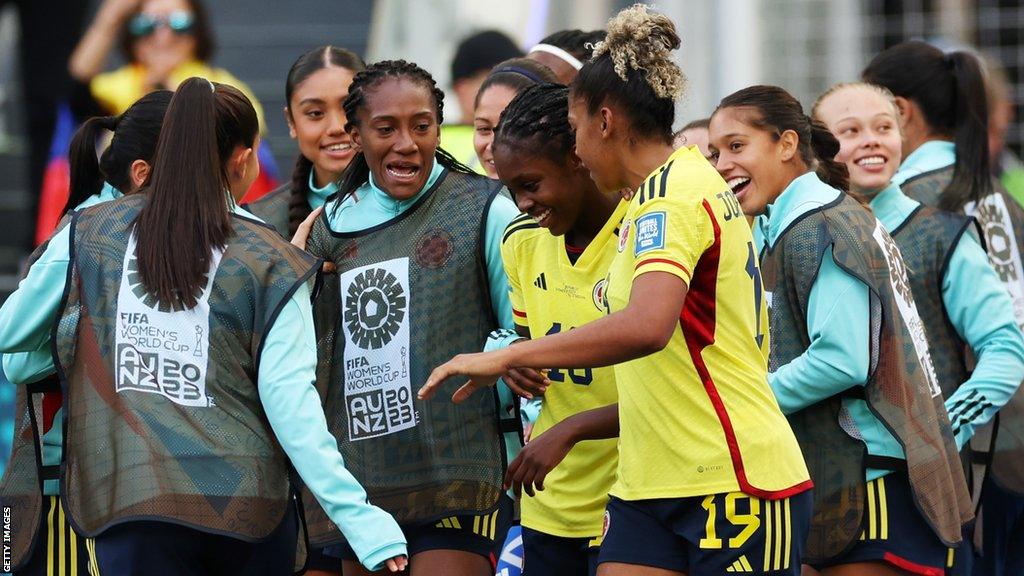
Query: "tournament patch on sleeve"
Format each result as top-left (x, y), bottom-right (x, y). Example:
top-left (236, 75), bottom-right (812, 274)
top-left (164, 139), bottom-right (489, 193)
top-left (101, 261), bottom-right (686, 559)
top-left (634, 211), bottom-right (667, 256)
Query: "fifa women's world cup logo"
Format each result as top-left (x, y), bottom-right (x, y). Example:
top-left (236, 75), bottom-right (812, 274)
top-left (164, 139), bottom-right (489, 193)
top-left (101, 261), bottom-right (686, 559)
top-left (340, 257), bottom-right (417, 440)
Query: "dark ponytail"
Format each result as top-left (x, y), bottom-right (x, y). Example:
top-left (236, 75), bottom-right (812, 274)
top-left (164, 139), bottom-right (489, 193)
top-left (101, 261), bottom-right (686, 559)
top-left (862, 41), bottom-right (991, 210)
top-left (331, 59), bottom-right (475, 216)
top-left (284, 46), bottom-right (366, 235)
top-left (809, 119), bottom-right (850, 192)
top-left (715, 85), bottom-right (850, 192)
top-left (66, 115), bottom-right (117, 215)
top-left (65, 90), bottom-right (172, 216)
top-left (134, 78), bottom-right (258, 310)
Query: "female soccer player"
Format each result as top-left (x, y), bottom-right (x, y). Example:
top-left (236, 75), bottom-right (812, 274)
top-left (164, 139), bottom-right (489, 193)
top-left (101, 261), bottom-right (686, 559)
top-left (420, 6), bottom-right (813, 576)
top-left (492, 82), bottom-right (622, 576)
top-left (709, 84), bottom-right (972, 576)
top-left (0, 78), bottom-right (407, 575)
top-left (814, 82), bottom-right (1024, 575)
top-left (243, 46), bottom-right (365, 238)
top-left (472, 58), bottom-right (558, 179)
top-left (526, 29), bottom-right (606, 85)
top-left (864, 44), bottom-right (1024, 575)
top-left (292, 60), bottom-right (524, 576)
top-left (0, 89), bottom-right (170, 576)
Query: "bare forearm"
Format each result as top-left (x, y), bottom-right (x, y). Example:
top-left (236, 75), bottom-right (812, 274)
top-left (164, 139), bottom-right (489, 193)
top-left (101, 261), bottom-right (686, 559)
top-left (562, 403), bottom-right (619, 442)
top-left (501, 308), bottom-right (665, 371)
top-left (69, 5), bottom-right (129, 81)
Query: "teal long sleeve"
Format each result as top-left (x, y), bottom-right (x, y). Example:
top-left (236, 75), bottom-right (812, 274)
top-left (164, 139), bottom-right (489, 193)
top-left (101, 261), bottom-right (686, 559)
top-left (769, 246), bottom-right (871, 412)
top-left (941, 232), bottom-right (1024, 449)
top-left (258, 285), bottom-right (407, 570)
top-left (0, 225), bottom-right (70, 353)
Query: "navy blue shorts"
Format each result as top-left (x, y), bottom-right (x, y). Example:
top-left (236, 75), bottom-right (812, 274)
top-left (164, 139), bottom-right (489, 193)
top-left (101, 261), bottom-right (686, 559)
top-left (973, 473), bottom-right (1024, 576)
top-left (326, 495), bottom-right (514, 563)
top-left (944, 524), bottom-right (974, 576)
top-left (598, 489), bottom-right (812, 575)
top-left (305, 545), bottom-right (340, 572)
top-left (87, 503), bottom-right (298, 576)
top-left (521, 526), bottom-right (599, 576)
top-left (813, 472), bottom-right (950, 576)
top-left (16, 495), bottom-right (90, 576)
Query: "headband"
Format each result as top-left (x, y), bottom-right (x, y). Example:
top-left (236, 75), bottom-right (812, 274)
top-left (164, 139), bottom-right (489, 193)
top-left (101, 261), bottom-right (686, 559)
top-left (529, 44), bottom-right (583, 71)
top-left (493, 66), bottom-right (546, 84)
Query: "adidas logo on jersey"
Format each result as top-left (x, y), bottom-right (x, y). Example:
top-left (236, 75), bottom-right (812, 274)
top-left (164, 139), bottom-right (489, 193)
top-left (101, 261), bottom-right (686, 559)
top-left (533, 273), bottom-right (548, 290)
top-left (726, 555), bottom-right (754, 572)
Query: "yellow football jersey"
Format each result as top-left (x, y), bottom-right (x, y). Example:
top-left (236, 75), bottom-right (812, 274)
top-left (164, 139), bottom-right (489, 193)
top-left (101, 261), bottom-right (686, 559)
top-left (502, 201), bottom-right (626, 538)
top-left (604, 146), bottom-right (810, 501)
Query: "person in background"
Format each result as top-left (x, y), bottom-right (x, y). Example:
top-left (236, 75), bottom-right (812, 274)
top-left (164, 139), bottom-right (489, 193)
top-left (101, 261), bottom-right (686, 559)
top-left (243, 46), bottom-right (364, 239)
top-left (441, 29), bottom-right (523, 170)
top-left (526, 29), bottom-right (605, 85)
top-left (672, 118), bottom-right (710, 157)
top-left (984, 55), bottom-right (1024, 208)
top-left (472, 58), bottom-right (558, 179)
top-left (65, 0), bottom-right (276, 202)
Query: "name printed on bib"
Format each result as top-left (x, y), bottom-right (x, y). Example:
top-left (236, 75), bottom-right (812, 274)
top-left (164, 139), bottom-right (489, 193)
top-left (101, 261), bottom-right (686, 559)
top-left (872, 221), bottom-right (942, 398)
top-left (340, 257), bottom-right (417, 441)
top-left (115, 234), bottom-right (222, 407)
top-left (966, 193), bottom-right (1024, 331)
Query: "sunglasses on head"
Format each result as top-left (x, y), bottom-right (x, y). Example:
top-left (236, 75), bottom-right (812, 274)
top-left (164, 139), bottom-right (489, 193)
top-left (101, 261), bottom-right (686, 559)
top-left (128, 10), bottom-right (195, 37)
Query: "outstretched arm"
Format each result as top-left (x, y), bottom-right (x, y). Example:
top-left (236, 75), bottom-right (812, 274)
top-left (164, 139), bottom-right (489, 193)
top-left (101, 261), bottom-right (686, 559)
top-left (418, 271), bottom-right (686, 402)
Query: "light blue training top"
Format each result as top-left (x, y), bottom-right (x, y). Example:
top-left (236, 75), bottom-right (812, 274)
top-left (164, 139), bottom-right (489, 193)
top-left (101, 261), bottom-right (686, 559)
top-left (308, 169), bottom-right (337, 209)
top-left (322, 159), bottom-right (525, 467)
top-left (892, 140), bottom-right (956, 186)
top-left (0, 191), bottom-right (407, 571)
top-left (869, 182), bottom-right (1024, 450)
top-left (758, 171), bottom-right (898, 482)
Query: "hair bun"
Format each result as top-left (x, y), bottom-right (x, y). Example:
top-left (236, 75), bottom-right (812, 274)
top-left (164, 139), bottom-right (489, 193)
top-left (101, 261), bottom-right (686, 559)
top-left (593, 3), bottom-right (684, 100)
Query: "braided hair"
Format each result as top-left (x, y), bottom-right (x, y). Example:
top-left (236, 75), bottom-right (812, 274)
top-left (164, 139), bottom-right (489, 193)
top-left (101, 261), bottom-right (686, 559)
top-left (494, 83), bottom-right (573, 160)
top-left (284, 46), bottom-right (365, 236)
top-left (333, 59), bottom-right (475, 210)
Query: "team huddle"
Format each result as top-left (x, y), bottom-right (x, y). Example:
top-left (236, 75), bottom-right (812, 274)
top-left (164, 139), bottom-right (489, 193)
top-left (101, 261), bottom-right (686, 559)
top-left (1, 3), bottom-right (1023, 576)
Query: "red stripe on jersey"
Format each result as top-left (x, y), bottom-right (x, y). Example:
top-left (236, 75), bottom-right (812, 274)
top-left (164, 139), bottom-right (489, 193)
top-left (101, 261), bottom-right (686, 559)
top-left (635, 258), bottom-right (691, 276)
top-left (679, 199), bottom-right (812, 500)
top-left (513, 308), bottom-right (528, 319)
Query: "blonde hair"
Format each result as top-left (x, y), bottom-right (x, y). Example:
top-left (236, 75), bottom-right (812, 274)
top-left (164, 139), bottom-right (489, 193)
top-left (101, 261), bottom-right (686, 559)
top-left (812, 82), bottom-right (899, 123)
top-left (592, 3), bottom-right (685, 100)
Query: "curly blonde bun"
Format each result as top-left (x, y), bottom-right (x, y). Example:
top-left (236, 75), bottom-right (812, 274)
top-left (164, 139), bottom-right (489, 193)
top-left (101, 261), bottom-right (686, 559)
top-left (592, 4), bottom-right (684, 100)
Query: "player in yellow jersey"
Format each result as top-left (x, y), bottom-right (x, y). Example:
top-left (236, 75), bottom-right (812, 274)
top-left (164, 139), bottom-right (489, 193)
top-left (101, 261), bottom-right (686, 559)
top-left (491, 83), bottom-right (623, 576)
top-left (420, 6), bottom-right (812, 576)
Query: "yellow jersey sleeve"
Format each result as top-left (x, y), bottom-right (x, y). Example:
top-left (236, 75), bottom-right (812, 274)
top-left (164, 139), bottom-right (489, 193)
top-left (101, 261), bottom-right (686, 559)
top-left (631, 189), bottom-right (714, 286)
top-left (501, 215), bottom-right (532, 331)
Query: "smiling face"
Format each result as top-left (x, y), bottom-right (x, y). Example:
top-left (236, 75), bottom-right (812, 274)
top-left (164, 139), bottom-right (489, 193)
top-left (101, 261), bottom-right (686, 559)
top-left (709, 107), bottom-right (799, 217)
top-left (350, 77), bottom-right (440, 200)
top-left (473, 84), bottom-right (519, 179)
top-left (287, 66), bottom-right (357, 188)
top-left (494, 143), bottom-right (589, 237)
top-left (815, 85), bottom-right (902, 197)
